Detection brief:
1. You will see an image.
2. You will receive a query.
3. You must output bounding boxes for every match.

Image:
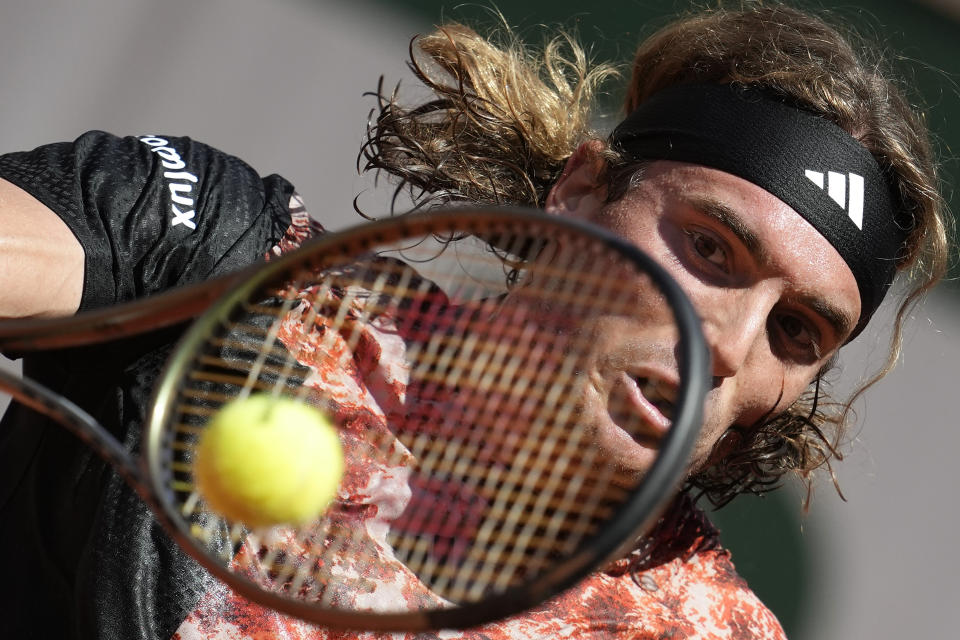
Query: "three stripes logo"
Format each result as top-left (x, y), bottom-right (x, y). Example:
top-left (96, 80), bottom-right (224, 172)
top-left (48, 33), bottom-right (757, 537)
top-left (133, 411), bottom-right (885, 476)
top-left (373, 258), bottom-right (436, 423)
top-left (804, 169), bottom-right (864, 230)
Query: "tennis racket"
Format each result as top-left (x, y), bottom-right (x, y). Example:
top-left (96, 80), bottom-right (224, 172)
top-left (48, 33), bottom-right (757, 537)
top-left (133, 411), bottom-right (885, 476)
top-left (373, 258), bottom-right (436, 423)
top-left (0, 206), bottom-right (709, 631)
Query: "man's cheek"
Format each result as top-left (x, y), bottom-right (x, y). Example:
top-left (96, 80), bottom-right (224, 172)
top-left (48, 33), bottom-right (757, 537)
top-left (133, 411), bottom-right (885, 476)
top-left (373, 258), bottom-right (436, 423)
top-left (682, 400), bottom-right (731, 472)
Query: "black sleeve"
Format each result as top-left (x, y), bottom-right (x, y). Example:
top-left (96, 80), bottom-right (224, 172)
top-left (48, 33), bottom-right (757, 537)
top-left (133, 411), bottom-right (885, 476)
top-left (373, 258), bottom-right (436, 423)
top-left (0, 132), bottom-right (299, 639)
top-left (0, 130), bottom-right (295, 311)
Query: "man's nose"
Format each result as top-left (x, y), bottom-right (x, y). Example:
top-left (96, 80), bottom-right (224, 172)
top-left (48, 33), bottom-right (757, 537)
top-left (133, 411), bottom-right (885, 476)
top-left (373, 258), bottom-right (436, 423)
top-left (700, 295), bottom-right (772, 380)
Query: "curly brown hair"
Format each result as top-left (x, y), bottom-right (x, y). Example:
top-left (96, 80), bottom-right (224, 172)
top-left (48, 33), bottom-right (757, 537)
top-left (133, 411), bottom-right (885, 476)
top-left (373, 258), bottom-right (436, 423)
top-left (358, 22), bottom-right (616, 212)
top-left (358, 3), bottom-right (951, 507)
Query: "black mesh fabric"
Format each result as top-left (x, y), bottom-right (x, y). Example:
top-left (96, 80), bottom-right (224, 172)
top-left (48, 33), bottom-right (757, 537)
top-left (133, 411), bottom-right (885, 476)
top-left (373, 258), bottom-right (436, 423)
top-left (0, 132), bottom-right (295, 639)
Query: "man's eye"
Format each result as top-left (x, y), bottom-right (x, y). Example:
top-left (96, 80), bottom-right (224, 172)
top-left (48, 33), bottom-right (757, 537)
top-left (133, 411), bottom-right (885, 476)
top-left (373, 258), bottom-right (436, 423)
top-left (687, 230), bottom-right (727, 270)
top-left (776, 313), bottom-right (821, 359)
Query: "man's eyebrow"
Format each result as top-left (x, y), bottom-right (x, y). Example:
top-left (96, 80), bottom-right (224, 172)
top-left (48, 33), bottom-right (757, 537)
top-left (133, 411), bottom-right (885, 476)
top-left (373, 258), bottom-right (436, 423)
top-left (805, 296), bottom-right (856, 343)
top-left (688, 196), bottom-right (856, 340)
top-left (687, 196), bottom-right (769, 263)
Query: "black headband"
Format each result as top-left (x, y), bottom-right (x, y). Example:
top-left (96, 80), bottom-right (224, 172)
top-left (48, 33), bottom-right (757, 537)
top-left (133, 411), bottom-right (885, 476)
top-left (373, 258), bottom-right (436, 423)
top-left (609, 83), bottom-right (908, 338)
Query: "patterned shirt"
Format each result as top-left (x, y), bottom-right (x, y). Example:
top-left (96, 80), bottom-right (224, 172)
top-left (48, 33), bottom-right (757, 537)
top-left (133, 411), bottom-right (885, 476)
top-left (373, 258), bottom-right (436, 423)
top-left (0, 132), bottom-right (786, 639)
top-left (174, 216), bottom-right (787, 640)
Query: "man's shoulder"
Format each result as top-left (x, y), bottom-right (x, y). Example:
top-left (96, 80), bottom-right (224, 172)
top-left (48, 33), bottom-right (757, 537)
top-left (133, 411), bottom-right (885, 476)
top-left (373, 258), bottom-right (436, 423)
top-left (615, 494), bottom-right (787, 639)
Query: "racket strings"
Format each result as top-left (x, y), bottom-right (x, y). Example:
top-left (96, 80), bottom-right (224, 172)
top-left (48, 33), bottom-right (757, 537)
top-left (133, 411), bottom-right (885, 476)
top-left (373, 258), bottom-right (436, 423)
top-left (161, 220), bottom-right (666, 613)
top-left (235, 257), bottom-right (648, 325)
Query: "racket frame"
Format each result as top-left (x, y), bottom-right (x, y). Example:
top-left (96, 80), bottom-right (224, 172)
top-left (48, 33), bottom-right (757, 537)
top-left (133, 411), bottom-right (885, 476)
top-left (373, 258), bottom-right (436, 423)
top-left (147, 207), bottom-right (710, 631)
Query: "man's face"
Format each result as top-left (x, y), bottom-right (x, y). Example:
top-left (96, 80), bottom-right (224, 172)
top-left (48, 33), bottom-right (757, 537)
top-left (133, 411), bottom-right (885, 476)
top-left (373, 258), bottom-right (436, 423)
top-left (547, 153), bottom-right (862, 473)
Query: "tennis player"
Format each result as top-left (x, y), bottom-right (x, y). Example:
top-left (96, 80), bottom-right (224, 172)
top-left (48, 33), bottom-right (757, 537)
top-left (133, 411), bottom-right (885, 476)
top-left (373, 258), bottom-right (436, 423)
top-left (0, 3), bottom-right (949, 639)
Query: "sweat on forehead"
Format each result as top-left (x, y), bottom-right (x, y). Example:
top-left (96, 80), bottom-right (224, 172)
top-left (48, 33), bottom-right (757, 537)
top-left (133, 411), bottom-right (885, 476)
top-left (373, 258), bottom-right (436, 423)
top-left (609, 83), bottom-right (909, 339)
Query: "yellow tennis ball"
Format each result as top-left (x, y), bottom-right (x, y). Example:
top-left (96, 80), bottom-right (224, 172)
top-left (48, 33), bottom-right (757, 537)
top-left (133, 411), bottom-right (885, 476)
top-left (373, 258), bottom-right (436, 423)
top-left (193, 393), bottom-right (343, 528)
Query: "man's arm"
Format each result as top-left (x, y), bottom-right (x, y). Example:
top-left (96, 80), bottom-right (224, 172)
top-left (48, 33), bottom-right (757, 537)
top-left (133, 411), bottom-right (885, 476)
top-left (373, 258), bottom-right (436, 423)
top-left (0, 177), bottom-right (83, 318)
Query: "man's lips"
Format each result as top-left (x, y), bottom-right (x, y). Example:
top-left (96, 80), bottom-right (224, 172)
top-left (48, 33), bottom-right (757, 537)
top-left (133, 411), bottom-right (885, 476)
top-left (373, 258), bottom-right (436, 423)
top-left (610, 370), bottom-right (676, 440)
top-left (579, 364), bottom-right (683, 471)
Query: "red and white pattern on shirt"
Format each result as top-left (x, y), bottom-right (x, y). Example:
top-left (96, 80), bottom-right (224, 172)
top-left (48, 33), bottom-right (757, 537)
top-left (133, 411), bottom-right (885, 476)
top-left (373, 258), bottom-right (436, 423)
top-left (173, 203), bottom-right (786, 639)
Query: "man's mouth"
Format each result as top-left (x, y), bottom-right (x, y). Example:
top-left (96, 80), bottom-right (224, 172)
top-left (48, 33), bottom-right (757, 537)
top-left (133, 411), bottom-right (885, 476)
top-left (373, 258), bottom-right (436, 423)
top-left (584, 367), bottom-right (681, 470)
top-left (632, 375), bottom-right (677, 423)
top-left (604, 370), bottom-right (677, 441)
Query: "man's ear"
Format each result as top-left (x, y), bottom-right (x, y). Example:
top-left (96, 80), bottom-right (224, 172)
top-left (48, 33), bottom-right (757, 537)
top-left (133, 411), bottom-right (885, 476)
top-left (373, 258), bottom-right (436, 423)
top-left (545, 139), bottom-right (608, 217)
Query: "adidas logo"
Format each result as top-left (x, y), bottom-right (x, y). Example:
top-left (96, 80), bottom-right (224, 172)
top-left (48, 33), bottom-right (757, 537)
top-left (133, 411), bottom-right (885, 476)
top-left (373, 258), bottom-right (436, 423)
top-left (804, 170), bottom-right (864, 230)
